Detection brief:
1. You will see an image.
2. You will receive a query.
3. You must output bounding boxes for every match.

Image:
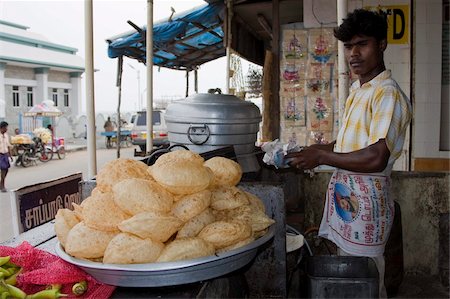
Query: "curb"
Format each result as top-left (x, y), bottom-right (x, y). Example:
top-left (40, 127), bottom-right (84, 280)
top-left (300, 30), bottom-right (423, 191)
top-left (65, 146), bottom-right (87, 153)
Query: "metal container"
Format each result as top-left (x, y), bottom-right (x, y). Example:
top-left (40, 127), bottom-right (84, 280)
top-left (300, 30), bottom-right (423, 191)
top-left (164, 92), bottom-right (262, 173)
top-left (307, 255), bottom-right (379, 298)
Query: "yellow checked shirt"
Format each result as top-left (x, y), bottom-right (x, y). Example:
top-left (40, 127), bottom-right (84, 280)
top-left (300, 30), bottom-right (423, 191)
top-left (334, 70), bottom-right (412, 174)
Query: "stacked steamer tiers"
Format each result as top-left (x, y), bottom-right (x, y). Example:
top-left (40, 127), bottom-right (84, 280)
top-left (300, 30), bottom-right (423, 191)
top-left (164, 92), bottom-right (262, 173)
top-left (55, 152), bottom-right (274, 265)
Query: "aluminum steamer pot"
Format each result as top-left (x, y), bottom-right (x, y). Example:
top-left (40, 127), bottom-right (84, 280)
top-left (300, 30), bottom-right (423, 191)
top-left (164, 92), bottom-right (262, 173)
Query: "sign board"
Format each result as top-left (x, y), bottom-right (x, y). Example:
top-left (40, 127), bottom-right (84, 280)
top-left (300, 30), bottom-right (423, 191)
top-left (366, 5), bottom-right (410, 44)
top-left (10, 173), bottom-right (82, 235)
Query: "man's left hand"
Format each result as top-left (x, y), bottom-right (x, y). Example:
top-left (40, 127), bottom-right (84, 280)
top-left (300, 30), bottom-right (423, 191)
top-left (9, 156), bottom-right (13, 162)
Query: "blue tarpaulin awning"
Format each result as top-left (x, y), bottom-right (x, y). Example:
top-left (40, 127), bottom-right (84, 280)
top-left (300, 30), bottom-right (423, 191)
top-left (107, 1), bottom-right (225, 71)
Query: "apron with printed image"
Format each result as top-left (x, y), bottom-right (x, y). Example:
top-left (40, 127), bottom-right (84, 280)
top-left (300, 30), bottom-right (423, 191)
top-left (318, 169), bottom-right (394, 257)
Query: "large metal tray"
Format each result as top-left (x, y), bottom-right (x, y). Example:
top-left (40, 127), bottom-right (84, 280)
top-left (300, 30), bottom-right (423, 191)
top-left (55, 225), bottom-right (274, 287)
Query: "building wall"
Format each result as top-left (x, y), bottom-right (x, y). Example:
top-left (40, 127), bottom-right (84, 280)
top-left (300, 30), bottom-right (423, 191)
top-left (413, 0), bottom-right (449, 170)
top-left (2, 65), bottom-right (80, 136)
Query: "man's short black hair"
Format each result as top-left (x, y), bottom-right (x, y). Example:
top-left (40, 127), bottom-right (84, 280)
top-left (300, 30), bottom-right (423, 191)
top-left (0, 121), bottom-right (8, 129)
top-left (334, 9), bottom-right (388, 42)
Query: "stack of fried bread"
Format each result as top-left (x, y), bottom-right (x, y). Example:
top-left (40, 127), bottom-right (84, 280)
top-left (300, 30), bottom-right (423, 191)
top-left (55, 151), bottom-right (275, 264)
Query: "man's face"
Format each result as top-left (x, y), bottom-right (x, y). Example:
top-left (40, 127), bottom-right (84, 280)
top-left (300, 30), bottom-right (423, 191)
top-left (0, 126), bottom-right (7, 134)
top-left (344, 35), bottom-right (386, 82)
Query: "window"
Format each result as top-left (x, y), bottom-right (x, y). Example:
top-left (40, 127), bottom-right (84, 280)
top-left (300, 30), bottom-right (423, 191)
top-left (12, 86), bottom-right (19, 107)
top-left (52, 88), bottom-right (58, 106)
top-left (64, 89), bottom-right (69, 107)
top-left (27, 87), bottom-right (33, 107)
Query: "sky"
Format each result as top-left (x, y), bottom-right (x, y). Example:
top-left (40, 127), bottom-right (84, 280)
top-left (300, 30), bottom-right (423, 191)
top-left (0, 0), bottom-right (251, 113)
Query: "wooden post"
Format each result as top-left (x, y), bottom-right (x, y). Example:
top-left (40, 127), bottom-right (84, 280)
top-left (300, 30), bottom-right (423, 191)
top-left (185, 70), bottom-right (189, 97)
top-left (262, 50), bottom-right (273, 142)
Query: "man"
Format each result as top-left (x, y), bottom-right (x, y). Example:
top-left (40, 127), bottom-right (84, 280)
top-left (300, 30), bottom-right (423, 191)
top-left (0, 121), bottom-right (13, 192)
top-left (286, 9), bottom-right (412, 298)
top-left (103, 117), bottom-right (114, 148)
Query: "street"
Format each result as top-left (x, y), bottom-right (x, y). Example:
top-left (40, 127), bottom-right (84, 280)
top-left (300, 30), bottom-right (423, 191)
top-left (0, 146), bottom-right (138, 242)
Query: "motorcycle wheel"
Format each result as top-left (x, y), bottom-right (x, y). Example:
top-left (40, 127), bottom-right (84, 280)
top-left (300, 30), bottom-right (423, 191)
top-left (21, 152), bottom-right (32, 167)
top-left (39, 146), bottom-right (53, 162)
top-left (57, 146), bottom-right (66, 159)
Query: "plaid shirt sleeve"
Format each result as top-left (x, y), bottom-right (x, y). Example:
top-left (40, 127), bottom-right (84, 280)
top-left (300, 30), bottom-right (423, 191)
top-left (368, 84), bottom-right (411, 159)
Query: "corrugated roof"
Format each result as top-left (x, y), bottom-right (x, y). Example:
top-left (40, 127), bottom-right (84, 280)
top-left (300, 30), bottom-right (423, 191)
top-left (107, 1), bottom-right (225, 71)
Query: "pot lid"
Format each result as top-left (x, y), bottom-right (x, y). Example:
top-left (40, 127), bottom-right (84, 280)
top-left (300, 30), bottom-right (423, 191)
top-left (165, 93), bottom-right (261, 124)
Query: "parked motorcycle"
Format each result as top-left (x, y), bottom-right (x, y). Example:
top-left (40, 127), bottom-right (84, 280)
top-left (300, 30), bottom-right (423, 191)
top-left (17, 137), bottom-right (52, 167)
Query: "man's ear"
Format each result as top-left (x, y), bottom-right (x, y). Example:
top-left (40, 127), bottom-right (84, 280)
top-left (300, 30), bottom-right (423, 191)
top-left (379, 39), bottom-right (387, 51)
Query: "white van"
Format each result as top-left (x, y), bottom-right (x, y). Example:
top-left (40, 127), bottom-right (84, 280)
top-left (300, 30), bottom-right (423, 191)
top-left (129, 110), bottom-right (169, 152)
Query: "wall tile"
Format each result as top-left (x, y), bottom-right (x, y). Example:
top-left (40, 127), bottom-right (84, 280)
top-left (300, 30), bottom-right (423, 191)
top-left (426, 24), bottom-right (443, 44)
top-left (415, 64), bottom-right (429, 83)
top-left (427, 3), bottom-right (443, 24)
top-left (428, 65), bottom-right (442, 84)
top-left (413, 103), bottom-right (427, 122)
top-left (439, 151), bottom-right (450, 159)
top-left (414, 83), bottom-right (427, 103)
top-left (415, 2), bottom-right (427, 24)
top-left (428, 44), bottom-right (442, 64)
top-left (428, 84), bottom-right (442, 103)
top-left (412, 141), bottom-right (427, 157)
top-left (415, 26), bottom-right (427, 44)
top-left (415, 43), bottom-right (428, 64)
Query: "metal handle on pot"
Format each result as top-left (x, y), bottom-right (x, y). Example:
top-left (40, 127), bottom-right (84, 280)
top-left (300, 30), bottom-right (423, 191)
top-left (187, 124), bottom-right (210, 145)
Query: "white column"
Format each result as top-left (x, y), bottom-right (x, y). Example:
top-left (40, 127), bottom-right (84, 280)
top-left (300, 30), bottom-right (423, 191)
top-left (70, 72), bottom-right (83, 116)
top-left (146, 0), bottom-right (154, 154)
top-left (337, 0), bottom-right (349, 127)
top-left (85, 0), bottom-right (97, 177)
top-left (0, 63), bottom-right (6, 119)
top-left (34, 67), bottom-right (49, 103)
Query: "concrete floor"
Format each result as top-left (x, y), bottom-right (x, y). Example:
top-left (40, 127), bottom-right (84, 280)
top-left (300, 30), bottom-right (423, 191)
top-left (394, 273), bottom-right (449, 298)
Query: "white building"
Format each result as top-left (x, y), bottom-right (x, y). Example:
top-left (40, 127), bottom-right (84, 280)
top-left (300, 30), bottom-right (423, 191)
top-left (0, 19), bottom-right (84, 133)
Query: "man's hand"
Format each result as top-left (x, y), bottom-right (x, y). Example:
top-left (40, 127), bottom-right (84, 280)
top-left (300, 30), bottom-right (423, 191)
top-left (9, 155), bottom-right (13, 162)
top-left (285, 141), bottom-right (335, 170)
top-left (285, 146), bottom-right (324, 170)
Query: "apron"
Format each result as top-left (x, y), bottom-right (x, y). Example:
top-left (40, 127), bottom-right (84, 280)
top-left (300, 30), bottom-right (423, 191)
top-left (318, 169), bottom-right (394, 257)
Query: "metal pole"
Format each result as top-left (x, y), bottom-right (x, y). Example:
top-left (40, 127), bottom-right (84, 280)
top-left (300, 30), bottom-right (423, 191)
top-left (337, 0), bottom-right (349, 127)
top-left (116, 56), bottom-right (123, 158)
top-left (225, 0), bottom-right (233, 94)
top-left (84, 0), bottom-right (97, 177)
top-left (146, 0), bottom-right (154, 154)
top-left (194, 68), bottom-right (198, 93)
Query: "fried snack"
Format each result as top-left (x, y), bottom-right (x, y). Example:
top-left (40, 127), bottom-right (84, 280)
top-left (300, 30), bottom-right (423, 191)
top-left (225, 205), bottom-right (275, 232)
top-left (204, 157), bottom-right (242, 187)
top-left (152, 160), bottom-right (212, 195)
top-left (91, 187), bottom-right (104, 197)
top-left (244, 191), bottom-right (266, 213)
top-left (118, 211), bottom-right (183, 242)
top-left (55, 208), bottom-right (80, 248)
top-left (216, 236), bottom-right (255, 254)
top-left (103, 233), bottom-right (164, 264)
top-left (96, 158), bottom-right (152, 192)
top-left (82, 192), bottom-right (130, 232)
top-left (253, 228), bottom-right (269, 238)
top-left (177, 208), bottom-right (215, 239)
top-left (198, 220), bottom-right (252, 249)
top-left (171, 190), bottom-right (212, 222)
top-left (113, 178), bottom-right (174, 215)
top-left (71, 203), bottom-right (83, 221)
top-left (210, 186), bottom-right (249, 210)
top-left (156, 237), bottom-right (215, 262)
top-left (155, 150), bottom-right (204, 166)
top-left (65, 222), bottom-right (116, 259)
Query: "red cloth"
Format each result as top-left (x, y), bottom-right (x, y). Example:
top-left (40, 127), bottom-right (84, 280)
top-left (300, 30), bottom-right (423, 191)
top-left (0, 242), bottom-right (116, 299)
